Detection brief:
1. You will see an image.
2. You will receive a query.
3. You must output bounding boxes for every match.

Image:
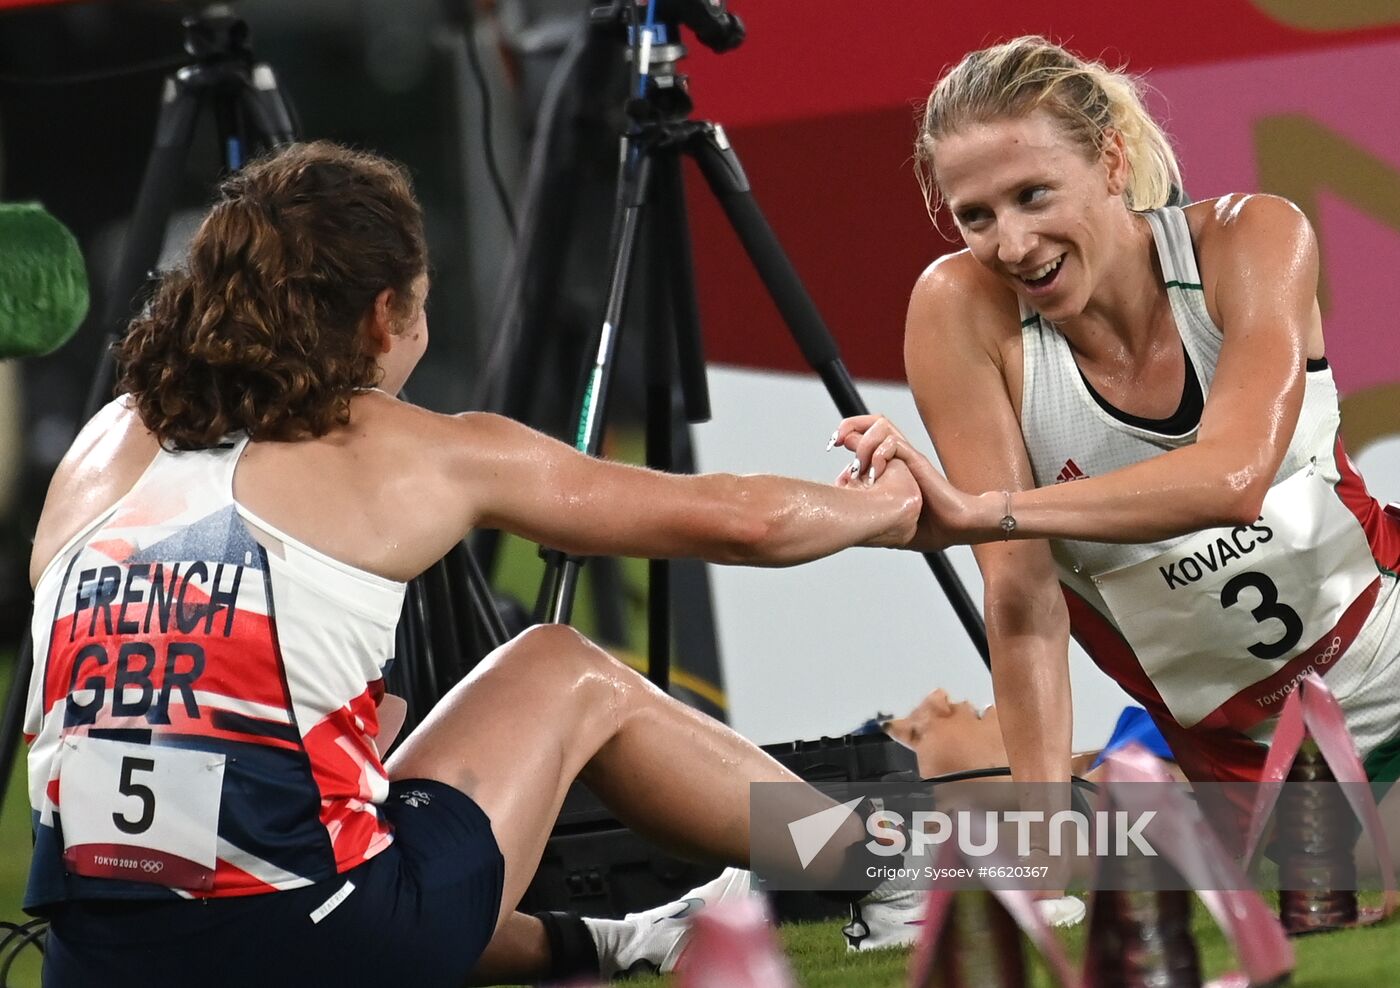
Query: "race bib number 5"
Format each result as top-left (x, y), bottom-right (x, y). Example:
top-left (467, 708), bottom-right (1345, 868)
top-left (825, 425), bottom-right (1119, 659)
top-left (1092, 465), bottom-right (1378, 729)
top-left (60, 736), bottom-right (225, 889)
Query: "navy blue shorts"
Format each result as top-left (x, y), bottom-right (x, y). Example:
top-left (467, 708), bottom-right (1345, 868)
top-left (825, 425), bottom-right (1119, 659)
top-left (42, 779), bottom-right (505, 988)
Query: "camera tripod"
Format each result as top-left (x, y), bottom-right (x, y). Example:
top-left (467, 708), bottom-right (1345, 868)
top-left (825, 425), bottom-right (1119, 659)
top-left (522, 1), bottom-right (989, 690)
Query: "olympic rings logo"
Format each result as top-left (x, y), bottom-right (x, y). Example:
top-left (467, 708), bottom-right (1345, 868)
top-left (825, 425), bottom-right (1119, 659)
top-left (139, 860), bottom-right (164, 874)
top-left (1316, 636), bottom-right (1344, 664)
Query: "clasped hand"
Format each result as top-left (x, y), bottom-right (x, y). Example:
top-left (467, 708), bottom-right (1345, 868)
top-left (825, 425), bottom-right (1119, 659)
top-left (832, 414), bottom-right (978, 551)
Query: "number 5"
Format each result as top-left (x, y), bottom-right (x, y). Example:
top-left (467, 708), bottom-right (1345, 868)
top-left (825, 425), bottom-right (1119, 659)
top-left (114, 756), bottom-right (156, 835)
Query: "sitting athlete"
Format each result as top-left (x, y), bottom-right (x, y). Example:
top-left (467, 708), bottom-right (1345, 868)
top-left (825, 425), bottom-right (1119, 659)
top-left (22, 141), bottom-right (927, 987)
top-left (835, 36), bottom-right (1400, 847)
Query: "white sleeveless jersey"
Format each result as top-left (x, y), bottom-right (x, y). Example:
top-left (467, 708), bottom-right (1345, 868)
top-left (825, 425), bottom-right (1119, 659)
top-left (1017, 206), bottom-right (1400, 781)
top-left (24, 412), bottom-right (405, 908)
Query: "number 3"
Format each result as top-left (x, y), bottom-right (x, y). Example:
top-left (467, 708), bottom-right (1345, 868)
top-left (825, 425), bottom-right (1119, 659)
top-left (1220, 571), bottom-right (1304, 660)
top-left (114, 756), bottom-right (156, 835)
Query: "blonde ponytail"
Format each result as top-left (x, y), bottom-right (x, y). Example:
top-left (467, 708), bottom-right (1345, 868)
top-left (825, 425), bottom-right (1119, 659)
top-left (1090, 64), bottom-right (1180, 210)
top-left (916, 37), bottom-right (1181, 214)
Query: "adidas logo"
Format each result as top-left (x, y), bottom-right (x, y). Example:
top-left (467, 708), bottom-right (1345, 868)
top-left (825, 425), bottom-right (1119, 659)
top-left (1055, 458), bottom-right (1087, 484)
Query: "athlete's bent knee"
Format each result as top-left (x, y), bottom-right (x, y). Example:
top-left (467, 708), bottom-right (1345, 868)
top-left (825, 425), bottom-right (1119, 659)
top-left (501, 624), bottom-right (623, 681)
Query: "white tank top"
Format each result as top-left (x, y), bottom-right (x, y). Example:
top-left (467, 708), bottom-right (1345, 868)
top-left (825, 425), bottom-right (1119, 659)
top-left (1017, 207), bottom-right (1390, 735)
top-left (25, 409), bottom-right (405, 908)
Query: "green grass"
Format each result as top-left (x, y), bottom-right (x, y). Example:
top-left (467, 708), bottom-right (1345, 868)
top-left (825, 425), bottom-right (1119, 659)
top-left (0, 653), bottom-right (42, 988)
top-left (623, 895), bottom-right (1400, 987)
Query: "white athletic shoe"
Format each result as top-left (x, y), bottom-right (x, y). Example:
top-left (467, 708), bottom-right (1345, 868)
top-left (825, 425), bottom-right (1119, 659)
top-left (1035, 895), bottom-right (1086, 928)
top-left (841, 891), bottom-right (1086, 951)
top-left (842, 885), bottom-right (926, 952)
top-left (586, 867), bottom-right (758, 977)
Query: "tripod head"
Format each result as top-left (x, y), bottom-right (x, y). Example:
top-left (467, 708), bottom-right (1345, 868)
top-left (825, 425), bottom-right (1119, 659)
top-left (180, 3), bottom-right (251, 64)
top-left (591, 0), bottom-right (744, 125)
top-left (592, 0), bottom-right (744, 55)
top-left (653, 0), bottom-right (744, 54)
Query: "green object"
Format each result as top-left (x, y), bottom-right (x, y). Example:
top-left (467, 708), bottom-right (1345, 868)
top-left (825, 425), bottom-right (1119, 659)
top-left (0, 202), bottom-right (89, 359)
top-left (1363, 728), bottom-right (1400, 803)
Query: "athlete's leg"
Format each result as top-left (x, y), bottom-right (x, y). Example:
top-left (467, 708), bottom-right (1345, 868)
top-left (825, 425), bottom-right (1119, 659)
top-left (464, 912), bottom-right (549, 985)
top-left (385, 623), bottom-right (857, 935)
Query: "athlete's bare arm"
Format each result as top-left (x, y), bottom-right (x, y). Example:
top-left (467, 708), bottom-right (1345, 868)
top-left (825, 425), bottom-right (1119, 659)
top-left (191, 392), bottom-right (927, 584)
top-left (437, 406), bottom-right (923, 575)
top-left (902, 252), bottom-right (1073, 788)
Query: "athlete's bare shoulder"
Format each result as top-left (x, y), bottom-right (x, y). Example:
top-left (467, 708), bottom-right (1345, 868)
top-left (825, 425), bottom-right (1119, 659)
top-left (1183, 195), bottom-right (1318, 329)
top-left (1185, 195), bottom-right (1315, 271)
top-left (907, 248), bottom-right (1021, 356)
top-left (339, 390), bottom-right (520, 474)
top-left (30, 398), bottom-right (159, 587)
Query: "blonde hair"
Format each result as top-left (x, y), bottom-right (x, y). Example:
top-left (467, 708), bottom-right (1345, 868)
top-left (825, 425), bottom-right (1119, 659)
top-left (915, 36), bottom-right (1180, 215)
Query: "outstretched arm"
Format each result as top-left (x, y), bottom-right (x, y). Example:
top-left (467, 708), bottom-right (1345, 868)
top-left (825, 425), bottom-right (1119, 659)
top-left (445, 410), bottom-right (922, 567)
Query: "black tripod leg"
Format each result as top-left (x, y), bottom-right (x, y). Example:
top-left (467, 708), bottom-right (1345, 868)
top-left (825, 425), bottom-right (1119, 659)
top-left (84, 82), bottom-right (205, 419)
top-left (684, 125), bottom-right (991, 665)
top-left (237, 62), bottom-right (298, 147)
top-left (684, 125), bottom-right (861, 413)
top-left (451, 541), bottom-right (510, 651)
top-left (650, 152), bottom-right (728, 712)
top-left (539, 141), bottom-right (656, 625)
top-left (657, 153), bottom-right (710, 425)
top-left (641, 153), bottom-right (683, 691)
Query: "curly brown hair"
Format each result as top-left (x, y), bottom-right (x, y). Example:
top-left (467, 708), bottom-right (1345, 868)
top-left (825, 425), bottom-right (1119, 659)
top-left (117, 141), bottom-right (428, 449)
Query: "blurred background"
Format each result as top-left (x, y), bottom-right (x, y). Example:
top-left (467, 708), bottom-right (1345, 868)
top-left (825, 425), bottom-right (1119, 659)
top-left (3, 0), bottom-right (1400, 950)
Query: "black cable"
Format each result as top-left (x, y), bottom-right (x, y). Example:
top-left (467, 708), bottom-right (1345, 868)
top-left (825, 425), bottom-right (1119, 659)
top-left (469, 13), bottom-right (589, 412)
top-left (0, 918), bottom-right (47, 986)
top-left (844, 765), bottom-right (1101, 813)
top-left (0, 55), bottom-right (187, 87)
top-left (460, 6), bottom-right (517, 237)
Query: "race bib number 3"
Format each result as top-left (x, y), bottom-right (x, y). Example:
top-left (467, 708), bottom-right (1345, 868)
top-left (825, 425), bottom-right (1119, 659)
top-left (60, 736), bottom-right (225, 889)
top-left (1093, 465), bottom-right (1378, 729)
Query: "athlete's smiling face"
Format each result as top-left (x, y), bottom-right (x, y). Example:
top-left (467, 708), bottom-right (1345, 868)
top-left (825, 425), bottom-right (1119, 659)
top-left (934, 109), bottom-right (1130, 323)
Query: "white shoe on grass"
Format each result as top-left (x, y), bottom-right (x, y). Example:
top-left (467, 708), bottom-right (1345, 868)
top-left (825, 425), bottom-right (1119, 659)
top-left (585, 867), bottom-right (757, 977)
top-left (842, 891), bottom-right (1085, 952)
top-left (1035, 895), bottom-right (1086, 928)
top-left (842, 884), bottom-right (925, 952)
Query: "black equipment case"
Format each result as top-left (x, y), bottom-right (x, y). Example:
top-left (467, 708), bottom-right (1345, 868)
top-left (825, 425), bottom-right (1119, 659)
top-left (517, 732), bottom-right (918, 920)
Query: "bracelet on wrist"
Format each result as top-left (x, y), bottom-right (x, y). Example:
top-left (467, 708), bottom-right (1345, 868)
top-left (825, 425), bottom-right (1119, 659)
top-left (999, 489), bottom-right (1017, 540)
